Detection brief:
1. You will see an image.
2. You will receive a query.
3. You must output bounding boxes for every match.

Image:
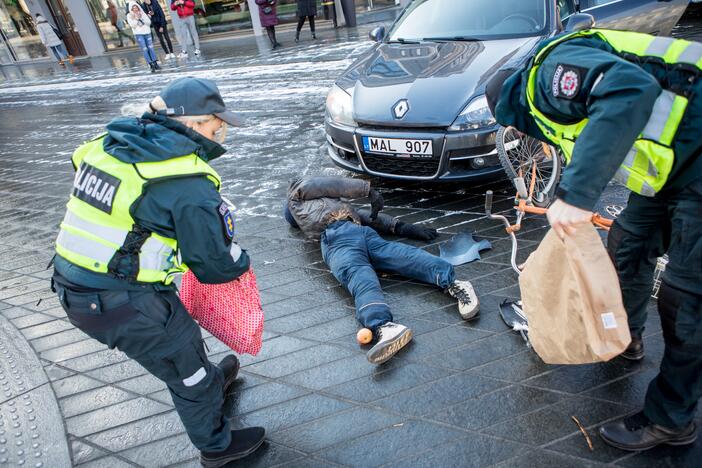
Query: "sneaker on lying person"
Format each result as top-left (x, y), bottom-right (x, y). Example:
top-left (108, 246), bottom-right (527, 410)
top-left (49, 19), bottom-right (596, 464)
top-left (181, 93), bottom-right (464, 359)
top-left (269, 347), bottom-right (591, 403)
top-left (366, 322), bottom-right (412, 365)
top-left (446, 280), bottom-right (480, 320)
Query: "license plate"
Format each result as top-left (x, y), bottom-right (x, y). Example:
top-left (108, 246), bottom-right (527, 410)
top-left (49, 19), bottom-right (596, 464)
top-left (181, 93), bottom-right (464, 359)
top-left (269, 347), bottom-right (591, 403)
top-left (362, 136), bottom-right (433, 157)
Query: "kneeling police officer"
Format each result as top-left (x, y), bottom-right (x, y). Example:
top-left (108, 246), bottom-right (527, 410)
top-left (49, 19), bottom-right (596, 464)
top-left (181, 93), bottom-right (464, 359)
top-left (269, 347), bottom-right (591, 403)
top-left (486, 29), bottom-right (702, 452)
top-left (52, 77), bottom-right (265, 467)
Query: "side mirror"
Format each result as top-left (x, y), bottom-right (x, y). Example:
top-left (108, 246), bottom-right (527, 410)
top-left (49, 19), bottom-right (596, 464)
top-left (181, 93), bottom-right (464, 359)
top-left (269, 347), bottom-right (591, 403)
top-left (564, 13), bottom-right (595, 32)
top-left (369, 26), bottom-right (386, 42)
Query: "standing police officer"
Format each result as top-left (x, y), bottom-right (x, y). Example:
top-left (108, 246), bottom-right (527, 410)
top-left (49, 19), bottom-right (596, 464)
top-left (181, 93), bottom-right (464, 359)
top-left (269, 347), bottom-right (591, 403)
top-left (486, 29), bottom-right (702, 451)
top-left (52, 77), bottom-right (265, 467)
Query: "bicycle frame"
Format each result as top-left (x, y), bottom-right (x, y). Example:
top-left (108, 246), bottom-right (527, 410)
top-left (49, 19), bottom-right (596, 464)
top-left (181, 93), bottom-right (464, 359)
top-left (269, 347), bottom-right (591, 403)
top-left (484, 160), bottom-right (613, 275)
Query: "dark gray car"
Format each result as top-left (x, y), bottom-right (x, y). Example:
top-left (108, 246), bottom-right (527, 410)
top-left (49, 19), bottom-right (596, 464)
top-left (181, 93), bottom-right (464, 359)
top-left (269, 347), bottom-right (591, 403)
top-left (324, 0), bottom-right (688, 181)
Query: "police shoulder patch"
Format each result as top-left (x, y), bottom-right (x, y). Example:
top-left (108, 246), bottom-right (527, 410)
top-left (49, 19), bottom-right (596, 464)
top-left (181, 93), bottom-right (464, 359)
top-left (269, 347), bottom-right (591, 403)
top-left (218, 202), bottom-right (235, 241)
top-left (552, 63), bottom-right (586, 100)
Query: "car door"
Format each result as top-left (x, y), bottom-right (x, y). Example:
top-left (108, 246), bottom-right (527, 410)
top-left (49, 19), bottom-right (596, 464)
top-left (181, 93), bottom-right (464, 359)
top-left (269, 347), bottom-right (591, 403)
top-left (579, 0), bottom-right (688, 35)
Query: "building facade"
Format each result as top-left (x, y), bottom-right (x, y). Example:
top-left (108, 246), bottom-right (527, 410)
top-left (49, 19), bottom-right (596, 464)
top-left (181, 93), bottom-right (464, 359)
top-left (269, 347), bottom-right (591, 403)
top-left (0, 0), bottom-right (400, 64)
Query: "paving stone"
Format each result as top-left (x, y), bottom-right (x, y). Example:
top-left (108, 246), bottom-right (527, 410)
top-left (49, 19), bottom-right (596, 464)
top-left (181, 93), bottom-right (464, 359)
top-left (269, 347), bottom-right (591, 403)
top-left (51, 375), bottom-right (104, 399)
top-left (39, 339), bottom-right (107, 363)
top-left (425, 332), bottom-right (526, 371)
top-left (524, 358), bottom-right (646, 395)
top-left (495, 449), bottom-right (606, 468)
top-left (616, 439), bottom-right (702, 467)
top-left (264, 304), bottom-right (350, 335)
top-left (430, 384), bottom-right (564, 430)
top-left (232, 381), bottom-right (310, 415)
top-left (114, 373), bottom-right (166, 396)
top-left (482, 396), bottom-right (633, 446)
top-left (269, 407), bottom-right (404, 453)
top-left (585, 368), bottom-right (659, 405)
top-left (69, 438), bottom-right (108, 465)
top-left (84, 410), bottom-right (184, 453)
top-left (282, 354), bottom-right (403, 391)
top-left (472, 350), bottom-right (557, 383)
top-left (30, 328), bottom-right (90, 353)
top-left (230, 394), bottom-right (353, 434)
top-left (60, 386), bottom-right (135, 418)
top-left (323, 362), bottom-right (454, 403)
top-left (85, 360), bottom-right (148, 384)
top-left (290, 315), bottom-right (360, 342)
top-left (76, 455), bottom-right (136, 467)
top-left (546, 426), bottom-right (635, 465)
top-left (21, 319), bottom-right (74, 341)
top-left (60, 349), bottom-right (130, 373)
top-left (118, 432), bottom-right (198, 466)
top-left (389, 325), bottom-right (492, 361)
top-left (385, 433), bottom-right (527, 468)
top-left (42, 362), bottom-right (75, 381)
top-left (373, 371), bottom-right (507, 417)
top-left (10, 312), bottom-right (57, 329)
top-left (239, 336), bottom-right (316, 367)
top-left (319, 419), bottom-right (467, 467)
top-left (66, 397), bottom-right (172, 437)
top-left (245, 344), bottom-right (355, 379)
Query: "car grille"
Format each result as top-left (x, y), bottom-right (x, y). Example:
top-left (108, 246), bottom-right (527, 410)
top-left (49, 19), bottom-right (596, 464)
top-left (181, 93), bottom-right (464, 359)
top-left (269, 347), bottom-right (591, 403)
top-left (362, 154), bottom-right (440, 177)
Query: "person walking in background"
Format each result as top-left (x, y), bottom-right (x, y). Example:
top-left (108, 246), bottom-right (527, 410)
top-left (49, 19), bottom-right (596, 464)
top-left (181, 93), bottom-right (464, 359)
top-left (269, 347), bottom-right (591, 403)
top-left (142, 0), bottom-right (175, 59)
top-left (295, 0), bottom-right (317, 42)
top-left (35, 13), bottom-right (73, 65)
top-left (255, 0), bottom-right (281, 49)
top-left (170, 0), bottom-right (200, 57)
top-left (127, 1), bottom-right (160, 72)
top-left (106, 0), bottom-right (134, 47)
top-left (167, 2), bottom-right (189, 55)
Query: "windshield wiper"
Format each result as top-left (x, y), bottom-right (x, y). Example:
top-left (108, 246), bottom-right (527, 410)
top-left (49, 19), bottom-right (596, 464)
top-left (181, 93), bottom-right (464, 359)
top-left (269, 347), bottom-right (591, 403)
top-left (423, 36), bottom-right (483, 42)
top-left (386, 37), bottom-right (422, 44)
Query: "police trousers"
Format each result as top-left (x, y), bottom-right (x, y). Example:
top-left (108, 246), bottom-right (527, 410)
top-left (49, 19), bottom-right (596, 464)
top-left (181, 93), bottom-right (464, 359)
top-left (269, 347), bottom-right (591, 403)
top-left (54, 283), bottom-right (231, 452)
top-left (320, 221), bottom-right (455, 331)
top-left (607, 177), bottom-right (702, 428)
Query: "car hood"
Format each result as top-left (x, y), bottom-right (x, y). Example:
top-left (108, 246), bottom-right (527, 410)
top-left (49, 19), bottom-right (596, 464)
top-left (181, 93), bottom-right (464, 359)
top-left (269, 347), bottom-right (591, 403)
top-left (338, 37), bottom-right (540, 127)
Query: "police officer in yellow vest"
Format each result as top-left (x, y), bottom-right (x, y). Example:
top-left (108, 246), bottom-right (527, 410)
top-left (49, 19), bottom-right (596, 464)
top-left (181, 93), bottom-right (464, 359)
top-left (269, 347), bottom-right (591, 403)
top-left (52, 77), bottom-right (265, 467)
top-left (486, 29), bottom-right (702, 452)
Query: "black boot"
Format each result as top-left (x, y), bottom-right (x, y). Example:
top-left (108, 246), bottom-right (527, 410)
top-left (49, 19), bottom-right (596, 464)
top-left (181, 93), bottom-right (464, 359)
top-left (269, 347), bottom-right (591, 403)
top-left (153, 61), bottom-right (161, 71)
top-left (620, 333), bottom-right (644, 361)
top-left (599, 412), bottom-right (697, 452)
top-left (200, 427), bottom-right (266, 467)
top-left (312, 31), bottom-right (316, 39)
top-left (295, 30), bottom-right (300, 43)
top-left (220, 355), bottom-right (240, 417)
top-left (149, 62), bottom-right (156, 73)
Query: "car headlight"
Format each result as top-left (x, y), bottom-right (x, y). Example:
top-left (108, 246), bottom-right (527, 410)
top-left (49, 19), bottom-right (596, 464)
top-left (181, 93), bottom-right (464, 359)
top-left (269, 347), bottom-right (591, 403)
top-left (448, 96), bottom-right (496, 131)
top-left (325, 84), bottom-right (355, 127)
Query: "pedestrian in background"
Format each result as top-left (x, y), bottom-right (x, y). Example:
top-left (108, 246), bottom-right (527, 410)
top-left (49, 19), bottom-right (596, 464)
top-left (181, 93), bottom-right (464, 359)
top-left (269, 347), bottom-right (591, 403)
top-left (295, 0), bottom-right (317, 42)
top-left (106, 0), bottom-right (134, 47)
top-left (322, 0), bottom-right (336, 28)
top-left (52, 77), bottom-right (265, 467)
top-left (170, 0), bottom-right (200, 57)
top-left (127, 1), bottom-right (160, 72)
top-left (34, 13), bottom-right (73, 65)
top-left (255, 0), bottom-right (281, 49)
top-left (142, 0), bottom-right (175, 59)
top-left (167, 2), bottom-right (189, 55)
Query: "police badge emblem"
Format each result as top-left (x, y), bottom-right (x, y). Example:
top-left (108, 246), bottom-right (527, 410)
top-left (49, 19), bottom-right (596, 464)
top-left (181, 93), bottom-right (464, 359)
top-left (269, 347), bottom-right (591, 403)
top-left (552, 63), bottom-right (585, 100)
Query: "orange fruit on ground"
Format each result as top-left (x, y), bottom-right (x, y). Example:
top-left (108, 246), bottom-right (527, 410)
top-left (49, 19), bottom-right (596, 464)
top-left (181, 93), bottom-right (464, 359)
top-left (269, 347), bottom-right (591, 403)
top-left (356, 328), bottom-right (373, 344)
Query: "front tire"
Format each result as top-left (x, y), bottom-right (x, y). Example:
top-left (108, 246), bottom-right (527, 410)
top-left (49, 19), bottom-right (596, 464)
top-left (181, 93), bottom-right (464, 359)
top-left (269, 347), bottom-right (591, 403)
top-left (496, 126), bottom-right (562, 208)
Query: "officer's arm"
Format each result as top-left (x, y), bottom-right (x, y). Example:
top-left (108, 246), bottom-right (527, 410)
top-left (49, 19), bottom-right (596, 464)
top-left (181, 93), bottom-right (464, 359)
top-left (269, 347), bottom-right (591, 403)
top-left (135, 177), bottom-right (250, 284)
top-left (288, 177), bottom-right (370, 202)
top-left (539, 48), bottom-right (661, 210)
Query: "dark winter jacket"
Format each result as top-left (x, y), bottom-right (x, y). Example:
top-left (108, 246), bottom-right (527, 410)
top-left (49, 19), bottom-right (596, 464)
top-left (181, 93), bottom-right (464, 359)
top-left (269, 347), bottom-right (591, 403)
top-left (256, 0), bottom-right (279, 27)
top-left (286, 176), bottom-right (397, 240)
top-left (170, 0), bottom-right (195, 18)
top-left (54, 113), bottom-right (249, 290)
top-left (142, 0), bottom-right (167, 28)
top-left (296, 0), bottom-right (317, 17)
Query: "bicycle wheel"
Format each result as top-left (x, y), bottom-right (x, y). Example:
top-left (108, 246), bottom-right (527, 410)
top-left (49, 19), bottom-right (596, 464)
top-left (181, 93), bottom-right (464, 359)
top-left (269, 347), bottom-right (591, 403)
top-left (496, 126), bottom-right (562, 208)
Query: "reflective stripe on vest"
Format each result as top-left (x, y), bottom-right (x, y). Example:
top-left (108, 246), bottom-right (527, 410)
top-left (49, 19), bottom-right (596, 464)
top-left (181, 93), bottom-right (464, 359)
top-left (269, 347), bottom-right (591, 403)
top-left (56, 137), bottom-right (221, 284)
top-left (525, 29), bottom-right (697, 197)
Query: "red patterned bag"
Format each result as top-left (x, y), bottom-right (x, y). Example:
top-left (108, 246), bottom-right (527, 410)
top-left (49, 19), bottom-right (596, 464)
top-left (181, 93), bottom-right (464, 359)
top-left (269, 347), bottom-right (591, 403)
top-left (180, 267), bottom-right (264, 356)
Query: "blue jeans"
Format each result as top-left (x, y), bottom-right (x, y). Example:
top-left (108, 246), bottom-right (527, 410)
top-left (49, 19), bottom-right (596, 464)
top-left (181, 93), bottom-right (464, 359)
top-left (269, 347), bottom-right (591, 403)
top-left (136, 33), bottom-right (157, 64)
top-left (320, 221), bottom-right (455, 330)
top-left (49, 43), bottom-right (67, 60)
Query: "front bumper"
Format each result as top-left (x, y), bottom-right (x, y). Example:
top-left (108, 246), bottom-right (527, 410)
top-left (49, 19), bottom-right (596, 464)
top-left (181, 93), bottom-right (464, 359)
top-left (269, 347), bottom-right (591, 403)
top-left (325, 119), bottom-right (505, 182)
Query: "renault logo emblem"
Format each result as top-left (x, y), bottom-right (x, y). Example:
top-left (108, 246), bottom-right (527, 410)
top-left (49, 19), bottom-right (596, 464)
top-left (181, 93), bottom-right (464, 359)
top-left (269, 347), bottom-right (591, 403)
top-left (393, 99), bottom-right (409, 119)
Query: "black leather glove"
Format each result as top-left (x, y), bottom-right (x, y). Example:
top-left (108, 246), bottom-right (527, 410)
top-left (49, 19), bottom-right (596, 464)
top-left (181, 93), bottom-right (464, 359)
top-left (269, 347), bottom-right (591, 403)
top-left (395, 222), bottom-right (438, 241)
top-left (369, 189), bottom-right (384, 220)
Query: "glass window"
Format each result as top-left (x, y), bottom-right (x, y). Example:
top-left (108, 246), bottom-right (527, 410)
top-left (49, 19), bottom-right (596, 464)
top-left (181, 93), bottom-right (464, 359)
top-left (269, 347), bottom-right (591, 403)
top-left (557, 0), bottom-right (573, 18)
top-left (0, 0), bottom-right (49, 61)
top-left (387, 0), bottom-right (549, 42)
top-left (356, 0), bottom-right (398, 12)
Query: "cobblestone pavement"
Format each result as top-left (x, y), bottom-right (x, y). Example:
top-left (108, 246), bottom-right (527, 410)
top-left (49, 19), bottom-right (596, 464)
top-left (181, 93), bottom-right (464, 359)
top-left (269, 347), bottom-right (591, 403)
top-left (1, 14), bottom-right (701, 468)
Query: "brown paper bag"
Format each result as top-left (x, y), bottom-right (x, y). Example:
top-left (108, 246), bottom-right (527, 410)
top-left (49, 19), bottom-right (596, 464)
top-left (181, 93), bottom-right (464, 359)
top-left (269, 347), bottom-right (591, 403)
top-left (519, 224), bottom-right (631, 364)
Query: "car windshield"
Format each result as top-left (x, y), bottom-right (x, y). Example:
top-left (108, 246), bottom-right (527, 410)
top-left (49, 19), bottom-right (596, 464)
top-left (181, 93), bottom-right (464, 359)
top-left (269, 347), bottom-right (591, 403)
top-left (387, 0), bottom-right (550, 42)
